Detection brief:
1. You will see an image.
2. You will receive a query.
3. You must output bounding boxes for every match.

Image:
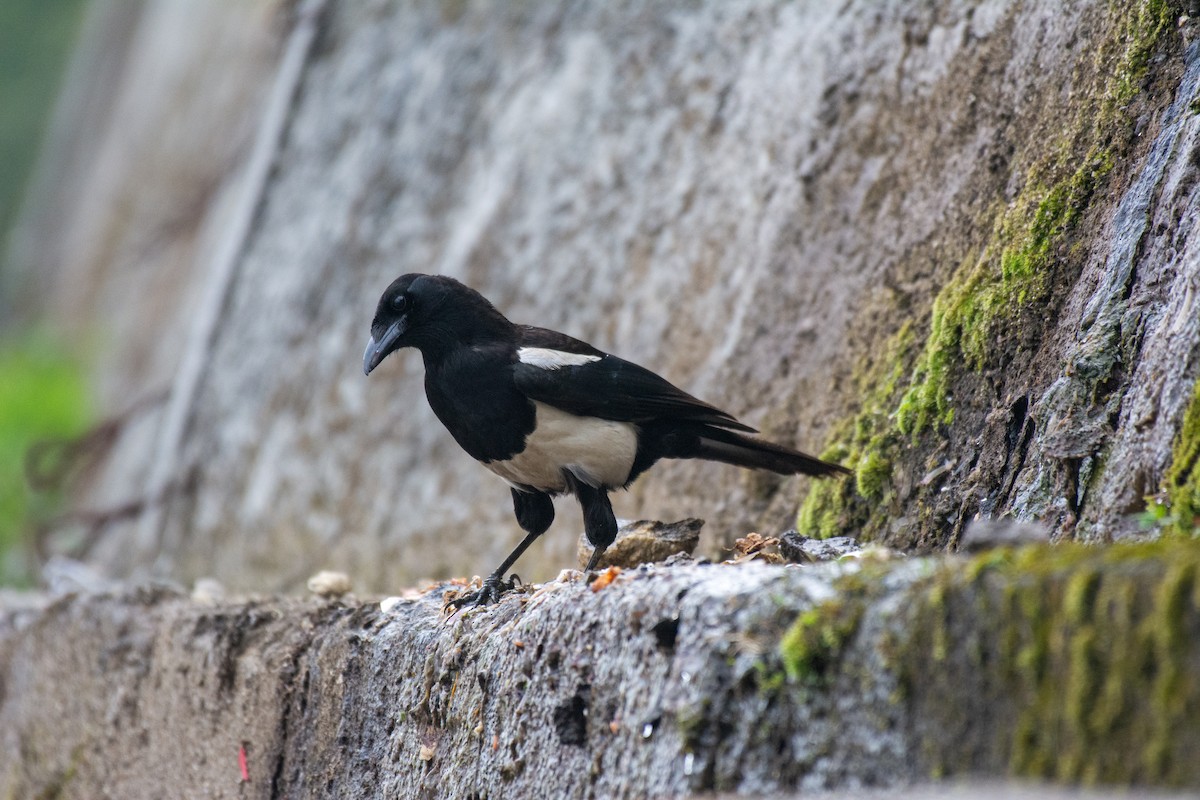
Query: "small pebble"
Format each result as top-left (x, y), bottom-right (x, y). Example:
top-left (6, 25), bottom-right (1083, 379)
top-left (307, 570), bottom-right (352, 597)
top-left (191, 577), bottom-right (227, 605)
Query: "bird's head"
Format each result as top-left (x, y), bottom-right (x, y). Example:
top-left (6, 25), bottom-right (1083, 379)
top-left (362, 273), bottom-right (510, 375)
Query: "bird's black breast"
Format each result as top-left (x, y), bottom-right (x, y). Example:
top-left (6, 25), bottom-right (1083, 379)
top-left (423, 345), bottom-right (534, 463)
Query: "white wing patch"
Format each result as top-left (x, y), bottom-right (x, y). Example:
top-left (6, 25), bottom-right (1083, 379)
top-left (517, 347), bottom-right (601, 370)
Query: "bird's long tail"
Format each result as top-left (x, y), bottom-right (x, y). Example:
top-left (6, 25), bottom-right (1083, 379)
top-left (689, 426), bottom-right (851, 478)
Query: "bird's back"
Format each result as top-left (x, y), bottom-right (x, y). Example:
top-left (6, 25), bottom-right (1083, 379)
top-left (512, 326), bottom-right (754, 432)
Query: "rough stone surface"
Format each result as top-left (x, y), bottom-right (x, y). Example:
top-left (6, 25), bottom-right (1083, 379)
top-left (958, 519), bottom-right (1050, 552)
top-left (4, 544), bottom-right (1200, 799)
top-left (2, 0), bottom-right (288, 568)
top-left (1010, 40), bottom-right (1200, 542)
top-left (4, 5), bottom-right (1200, 794)
top-left (779, 531), bottom-right (866, 563)
top-left (578, 517), bottom-right (703, 569)
top-left (9, 1), bottom-right (1195, 592)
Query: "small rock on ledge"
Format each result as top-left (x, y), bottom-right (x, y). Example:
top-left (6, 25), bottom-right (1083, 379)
top-left (577, 518), bottom-right (704, 570)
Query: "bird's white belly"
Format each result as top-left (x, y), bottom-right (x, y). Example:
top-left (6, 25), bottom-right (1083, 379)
top-left (485, 402), bottom-right (638, 492)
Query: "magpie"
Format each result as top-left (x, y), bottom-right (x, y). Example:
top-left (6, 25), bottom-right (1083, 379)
top-left (363, 274), bottom-right (850, 606)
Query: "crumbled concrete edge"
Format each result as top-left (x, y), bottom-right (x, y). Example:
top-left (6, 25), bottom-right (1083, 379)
top-left (3, 544), bottom-right (1200, 799)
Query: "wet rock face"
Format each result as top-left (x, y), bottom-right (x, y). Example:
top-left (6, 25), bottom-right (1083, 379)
top-left (152, 0), bottom-right (1123, 591)
top-left (13, 1), bottom-right (1195, 590)
top-left (7, 4), bottom-right (1200, 797)
top-left (6, 542), bottom-right (1200, 798)
top-left (0, 562), bottom-right (913, 800)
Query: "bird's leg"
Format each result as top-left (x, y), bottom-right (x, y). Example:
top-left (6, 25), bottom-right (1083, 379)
top-left (448, 488), bottom-right (554, 609)
top-left (564, 472), bottom-right (617, 572)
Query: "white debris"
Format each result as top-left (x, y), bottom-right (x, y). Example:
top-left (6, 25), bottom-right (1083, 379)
top-left (307, 570), bottom-right (352, 597)
top-left (191, 577), bottom-right (227, 605)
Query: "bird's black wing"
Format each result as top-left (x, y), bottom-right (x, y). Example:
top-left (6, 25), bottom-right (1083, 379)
top-left (514, 325), bottom-right (606, 357)
top-left (512, 326), bottom-right (755, 432)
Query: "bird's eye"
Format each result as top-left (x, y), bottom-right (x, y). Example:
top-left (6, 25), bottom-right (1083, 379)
top-left (392, 294), bottom-right (409, 313)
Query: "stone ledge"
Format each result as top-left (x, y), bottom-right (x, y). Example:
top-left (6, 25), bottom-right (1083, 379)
top-left (2, 544), bottom-right (1199, 798)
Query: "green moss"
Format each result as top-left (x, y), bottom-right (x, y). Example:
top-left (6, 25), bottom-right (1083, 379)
top-left (751, 658), bottom-right (787, 694)
top-left (1063, 566), bottom-right (1101, 624)
top-left (0, 332), bottom-right (91, 585)
top-left (797, 473), bottom-right (850, 539)
top-left (1112, 0), bottom-right (1175, 106)
top-left (677, 698), bottom-right (713, 751)
top-left (1163, 378), bottom-right (1200, 535)
top-left (895, 147), bottom-right (1114, 437)
top-left (901, 539), bottom-right (1200, 786)
top-left (855, 449), bottom-right (892, 501)
top-left (780, 596), bottom-right (865, 685)
top-left (796, 0), bottom-right (1178, 540)
top-left (797, 323), bottom-right (914, 538)
top-left (777, 568), bottom-right (892, 690)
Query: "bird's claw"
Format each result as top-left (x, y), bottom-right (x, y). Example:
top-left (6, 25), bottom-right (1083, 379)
top-left (445, 574), bottom-right (518, 611)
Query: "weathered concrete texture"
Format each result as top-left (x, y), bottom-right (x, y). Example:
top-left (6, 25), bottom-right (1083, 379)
top-left (794, 3), bottom-right (1200, 551)
top-left (1, 0), bottom-right (288, 564)
top-left (5, 0), bottom-right (285, 402)
top-left (7, 0), bottom-right (1198, 586)
top-left (1013, 35), bottom-right (1200, 542)
top-left (98, 0), bottom-right (1187, 592)
top-left (4, 545), bottom-right (1200, 799)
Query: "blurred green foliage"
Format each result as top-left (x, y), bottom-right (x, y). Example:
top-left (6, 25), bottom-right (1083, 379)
top-left (0, 0), bottom-right (87, 248)
top-left (0, 333), bottom-right (90, 585)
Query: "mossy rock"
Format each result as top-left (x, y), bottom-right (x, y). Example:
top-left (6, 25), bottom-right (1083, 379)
top-left (795, 0), bottom-right (1182, 548)
top-left (897, 538), bottom-right (1200, 786)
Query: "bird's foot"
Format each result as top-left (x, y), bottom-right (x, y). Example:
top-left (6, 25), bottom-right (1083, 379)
top-left (445, 573), bottom-right (519, 611)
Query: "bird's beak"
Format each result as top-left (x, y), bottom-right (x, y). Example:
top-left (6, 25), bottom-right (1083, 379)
top-left (363, 319), bottom-right (406, 376)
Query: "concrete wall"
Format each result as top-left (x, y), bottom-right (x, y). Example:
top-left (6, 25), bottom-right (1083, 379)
top-left (8, 2), bottom-right (1199, 594)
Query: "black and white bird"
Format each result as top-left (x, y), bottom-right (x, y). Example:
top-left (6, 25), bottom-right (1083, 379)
top-left (363, 274), bottom-right (849, 606)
